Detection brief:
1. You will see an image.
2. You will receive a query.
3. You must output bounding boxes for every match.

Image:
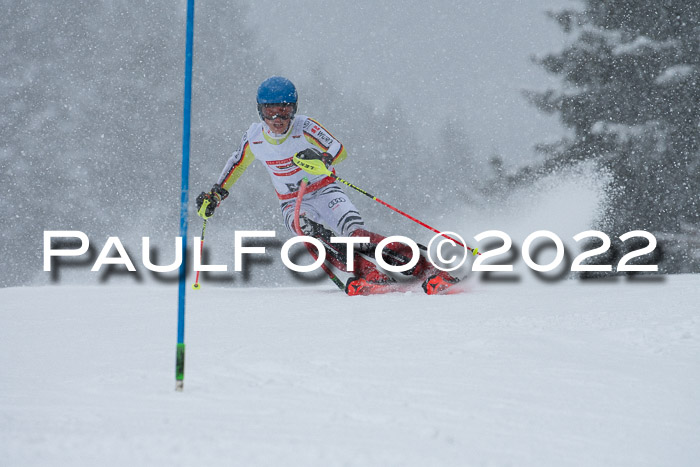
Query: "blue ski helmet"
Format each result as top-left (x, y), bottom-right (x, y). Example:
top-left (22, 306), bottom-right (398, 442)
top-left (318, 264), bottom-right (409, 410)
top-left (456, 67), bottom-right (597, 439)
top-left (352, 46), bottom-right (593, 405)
top-left (256, 76), bottom-right (298, 120)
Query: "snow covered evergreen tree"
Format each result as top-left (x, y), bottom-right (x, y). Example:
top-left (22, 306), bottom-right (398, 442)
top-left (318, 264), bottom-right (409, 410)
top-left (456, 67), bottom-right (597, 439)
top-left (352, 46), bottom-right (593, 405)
top-left (0, 0), bottom-right (272, 286)
top-left (529, 0), bottom-right (700, 272)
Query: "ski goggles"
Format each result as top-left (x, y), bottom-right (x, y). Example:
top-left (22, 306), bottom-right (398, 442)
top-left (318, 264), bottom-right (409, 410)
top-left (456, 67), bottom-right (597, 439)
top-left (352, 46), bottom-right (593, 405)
top-left (260, 104), bottom-right (296, 120)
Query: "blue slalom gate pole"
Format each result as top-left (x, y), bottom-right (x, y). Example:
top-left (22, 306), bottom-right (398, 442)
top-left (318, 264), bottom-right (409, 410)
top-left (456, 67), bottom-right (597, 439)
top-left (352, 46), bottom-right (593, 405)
top-left (176, 0), bottom-right (195, 392)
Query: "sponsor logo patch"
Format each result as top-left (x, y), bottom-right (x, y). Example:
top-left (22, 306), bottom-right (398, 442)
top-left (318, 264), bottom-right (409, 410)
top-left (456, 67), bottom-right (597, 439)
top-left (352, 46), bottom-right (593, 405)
top-left (328, 197), bottom-right (346, 209)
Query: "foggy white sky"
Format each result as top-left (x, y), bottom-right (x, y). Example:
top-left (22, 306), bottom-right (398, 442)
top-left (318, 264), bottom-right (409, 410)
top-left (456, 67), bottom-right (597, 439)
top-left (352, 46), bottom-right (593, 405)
top-left (246, 0), bottom-right (572, 167)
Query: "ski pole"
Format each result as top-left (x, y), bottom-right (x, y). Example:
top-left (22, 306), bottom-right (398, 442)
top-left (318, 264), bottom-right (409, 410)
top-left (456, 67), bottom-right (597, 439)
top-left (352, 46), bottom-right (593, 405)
top-left (192, 218), bottom-right (207, 290)
top-left (292, 156), bottom-right (478, 254)
top-left (294, 178), bottom-right (345, 291)
top-left (293, 179), bottom-right (307, 236)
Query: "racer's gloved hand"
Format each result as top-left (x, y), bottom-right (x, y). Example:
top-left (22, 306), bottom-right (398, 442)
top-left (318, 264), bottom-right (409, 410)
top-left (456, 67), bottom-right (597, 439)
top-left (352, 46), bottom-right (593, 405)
top-left (196, 184), bottom-right (229, 219)
top-left (294, 147), bottom-right (333, 169)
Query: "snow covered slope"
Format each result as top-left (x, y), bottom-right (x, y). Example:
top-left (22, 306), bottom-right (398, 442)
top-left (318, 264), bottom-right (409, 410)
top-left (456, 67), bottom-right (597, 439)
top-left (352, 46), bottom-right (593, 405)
top-left (1, 276), bottom-right (699, 466)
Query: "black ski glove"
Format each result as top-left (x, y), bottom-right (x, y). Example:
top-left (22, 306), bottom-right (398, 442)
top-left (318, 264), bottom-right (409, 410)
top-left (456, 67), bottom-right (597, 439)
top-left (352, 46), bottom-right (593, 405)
top-left (196, 184), bottom-right (229, 219)
top-left (295, 147), bottom-right (333, 169)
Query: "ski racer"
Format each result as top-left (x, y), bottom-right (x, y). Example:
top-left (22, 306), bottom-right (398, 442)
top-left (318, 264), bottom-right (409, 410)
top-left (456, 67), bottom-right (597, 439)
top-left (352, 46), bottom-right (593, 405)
top-left (195, 76), bottom-right (457, 295)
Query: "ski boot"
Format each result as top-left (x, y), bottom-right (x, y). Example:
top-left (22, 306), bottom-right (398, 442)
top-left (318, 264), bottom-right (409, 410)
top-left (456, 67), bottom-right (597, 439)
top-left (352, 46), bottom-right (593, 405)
top-left (345, 258), bottom-right (396, 296)
top-left (421, 271), bottom-right (460, 295)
